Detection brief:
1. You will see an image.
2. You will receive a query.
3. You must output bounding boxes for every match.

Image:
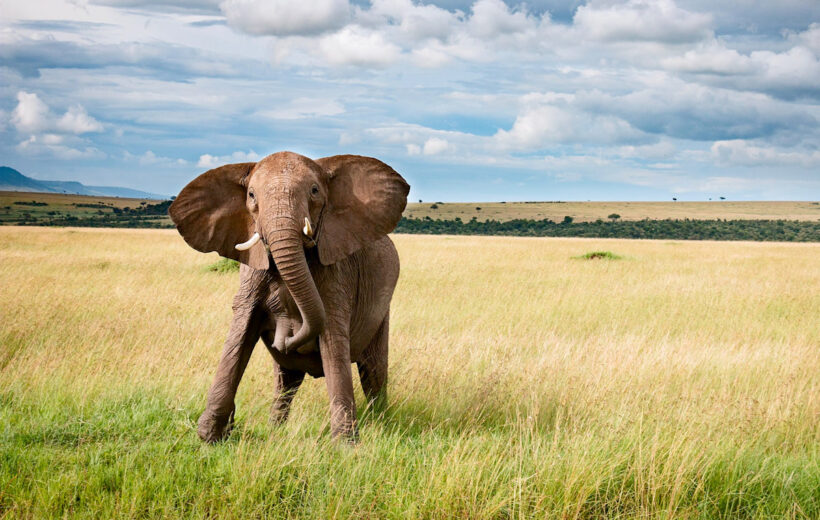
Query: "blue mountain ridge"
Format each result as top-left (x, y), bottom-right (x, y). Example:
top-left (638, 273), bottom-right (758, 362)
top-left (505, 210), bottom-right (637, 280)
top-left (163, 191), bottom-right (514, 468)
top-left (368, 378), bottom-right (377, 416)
top-left (0, 166), bottom-right (168, 199)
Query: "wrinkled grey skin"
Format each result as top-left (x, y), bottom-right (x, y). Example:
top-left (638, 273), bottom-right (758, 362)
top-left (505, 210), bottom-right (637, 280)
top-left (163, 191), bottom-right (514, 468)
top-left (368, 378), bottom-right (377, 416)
top-left (169, 151), bottom-right (409, 442)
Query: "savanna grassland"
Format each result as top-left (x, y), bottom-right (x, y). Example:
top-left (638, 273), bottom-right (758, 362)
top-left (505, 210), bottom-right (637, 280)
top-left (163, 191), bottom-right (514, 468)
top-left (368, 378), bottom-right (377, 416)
top-left (0, 191), bottom-right (162, 223)
top-left (403, 200), bottom-right (820, 222)
top-left (0, 227), bottom-right (818, 519)
top-left (0, 191), bottom-right (172, 229)
top-left (4, 190), bottom-right (820, 226)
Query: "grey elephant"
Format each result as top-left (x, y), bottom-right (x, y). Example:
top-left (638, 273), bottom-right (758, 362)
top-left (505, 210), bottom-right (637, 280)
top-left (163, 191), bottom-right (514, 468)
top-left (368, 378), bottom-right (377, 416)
top-left (169, 151), bottom-right (409, 442)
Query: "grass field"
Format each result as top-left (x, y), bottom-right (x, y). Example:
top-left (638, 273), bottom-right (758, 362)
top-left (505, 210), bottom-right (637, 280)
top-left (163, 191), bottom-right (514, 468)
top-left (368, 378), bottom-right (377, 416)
top-left (0, 191), bottom-right (164, 225)
top-left (3, 191), bottom-right (820, 226)
top-left (1, 227), bottom-right (818, 518)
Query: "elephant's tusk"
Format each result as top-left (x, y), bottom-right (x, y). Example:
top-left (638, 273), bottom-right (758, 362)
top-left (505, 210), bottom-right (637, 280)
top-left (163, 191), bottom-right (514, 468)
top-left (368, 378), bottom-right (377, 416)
top-left (235, 232), bottom-right (261, 251)
top-left (303, 217), bottom-right (314, 238)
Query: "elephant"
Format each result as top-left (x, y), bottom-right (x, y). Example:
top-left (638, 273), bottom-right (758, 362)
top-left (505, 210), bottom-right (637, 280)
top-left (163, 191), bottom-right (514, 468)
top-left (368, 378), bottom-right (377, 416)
top-left (169, 151), bottom-right (409, 442)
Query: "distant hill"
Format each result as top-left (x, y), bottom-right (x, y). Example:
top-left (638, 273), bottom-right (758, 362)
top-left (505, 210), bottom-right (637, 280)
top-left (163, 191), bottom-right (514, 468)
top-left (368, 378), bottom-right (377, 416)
top-left (0, 166), bottom-right (168, 199)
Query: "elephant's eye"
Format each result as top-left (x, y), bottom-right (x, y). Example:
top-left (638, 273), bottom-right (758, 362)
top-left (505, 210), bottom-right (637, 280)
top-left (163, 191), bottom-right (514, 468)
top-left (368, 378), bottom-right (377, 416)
top-left (311, 184), bottom-right (319, 196)
top-left (248, 189), bottom-right (256, 201)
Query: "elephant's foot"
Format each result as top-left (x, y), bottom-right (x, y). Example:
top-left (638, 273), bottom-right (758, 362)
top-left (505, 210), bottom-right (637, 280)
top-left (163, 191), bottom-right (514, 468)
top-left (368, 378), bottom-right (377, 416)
top-left (197, 408), bottom-right (234, 443)
top-left (269, 401), bottom-right (291, 425)
top-left (329, 405), bottom-right (359, 443)
top-left (331, 424), bottom-right (359, 444)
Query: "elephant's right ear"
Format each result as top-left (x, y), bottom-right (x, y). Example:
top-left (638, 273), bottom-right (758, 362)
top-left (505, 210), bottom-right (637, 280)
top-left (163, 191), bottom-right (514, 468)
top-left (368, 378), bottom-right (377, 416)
top-left (169, 162), bottom-right (269, 270)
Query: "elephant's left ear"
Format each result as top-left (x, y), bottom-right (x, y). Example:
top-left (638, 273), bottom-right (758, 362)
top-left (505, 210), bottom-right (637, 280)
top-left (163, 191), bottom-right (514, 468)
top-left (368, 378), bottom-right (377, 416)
top-left (314, 155), bottom-right (409, 265)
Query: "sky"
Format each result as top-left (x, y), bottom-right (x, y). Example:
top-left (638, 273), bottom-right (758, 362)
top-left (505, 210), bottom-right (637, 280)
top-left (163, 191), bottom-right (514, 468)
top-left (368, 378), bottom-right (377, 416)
top-left (1, 0), bottom-right (819, 201)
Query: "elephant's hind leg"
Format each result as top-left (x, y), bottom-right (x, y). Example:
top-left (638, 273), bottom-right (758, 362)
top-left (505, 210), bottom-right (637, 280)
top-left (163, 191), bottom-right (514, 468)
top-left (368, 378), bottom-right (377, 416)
top-left (270, 363), bottom-right (305, 424)
top-left (357, 314), bottom-right (389, 413)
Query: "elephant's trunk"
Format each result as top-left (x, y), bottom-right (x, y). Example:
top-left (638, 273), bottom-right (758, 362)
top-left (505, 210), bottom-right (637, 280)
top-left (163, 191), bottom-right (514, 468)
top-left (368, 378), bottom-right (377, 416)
top-left (267, 222), bottom-right (326, 352)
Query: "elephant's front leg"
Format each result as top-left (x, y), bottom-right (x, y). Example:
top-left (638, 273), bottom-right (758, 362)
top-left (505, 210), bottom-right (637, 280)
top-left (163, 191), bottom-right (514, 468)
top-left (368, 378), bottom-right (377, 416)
top-left (319, 325), bottom-right (357, 441)
top-left (197, 305), bottom-right (260, 443)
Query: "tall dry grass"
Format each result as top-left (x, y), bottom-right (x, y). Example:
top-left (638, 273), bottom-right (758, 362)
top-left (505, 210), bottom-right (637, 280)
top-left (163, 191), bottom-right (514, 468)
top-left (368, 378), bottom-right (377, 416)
top-left (0, 226), bottom-right (818, 518)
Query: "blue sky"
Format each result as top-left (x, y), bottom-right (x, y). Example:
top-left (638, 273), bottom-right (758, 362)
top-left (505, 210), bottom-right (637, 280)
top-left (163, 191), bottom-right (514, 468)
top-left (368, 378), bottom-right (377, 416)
top-left (1, 0), bottom-right (819, 201)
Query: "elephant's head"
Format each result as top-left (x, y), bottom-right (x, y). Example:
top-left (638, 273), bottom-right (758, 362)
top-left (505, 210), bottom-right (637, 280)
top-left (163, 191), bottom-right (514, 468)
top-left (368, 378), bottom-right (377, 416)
top-left (169, 151), bottom-right (409, 351)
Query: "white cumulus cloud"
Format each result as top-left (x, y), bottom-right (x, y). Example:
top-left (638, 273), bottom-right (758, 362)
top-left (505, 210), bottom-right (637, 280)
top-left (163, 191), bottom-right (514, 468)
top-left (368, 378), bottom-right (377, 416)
top-left (494, 102), bottom-right (645, 150)
top-left (57, 105), bottom-right (104, 134)
top-left (11, 91), bottom-right (102, 135)
top-left (366, 0), bottom-right (460, 42)
top-left (220, 0), bottom-right (350, 36)
top-left (422, 137), bottom-right (450, 155)
top-left (574, 0), bottom-right (713, 44)
top-left (318, 25), bottom-right (402, 67)
top-left (197, 150), bottom-right (261, 169)
top-left (11, 91), bottom-right (50, 134)
top-left (9, 91), bottom-right (105, 160)
top-left (468, 0), bottom-right (535, 38)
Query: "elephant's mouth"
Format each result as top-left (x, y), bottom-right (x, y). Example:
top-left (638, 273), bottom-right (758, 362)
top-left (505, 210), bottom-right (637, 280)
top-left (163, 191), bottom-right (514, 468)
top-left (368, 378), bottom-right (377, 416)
top-left (234, 216), bottom-right (315, 253)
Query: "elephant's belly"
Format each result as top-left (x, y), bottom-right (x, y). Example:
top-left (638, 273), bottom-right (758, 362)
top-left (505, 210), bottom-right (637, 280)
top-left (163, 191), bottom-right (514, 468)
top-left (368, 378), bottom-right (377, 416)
top-left (264, 321), bottom-right (380, 377)
top-left (269, 347), bottom-right (325, 378)
top-left (261, 303), bottom-right (387, 378)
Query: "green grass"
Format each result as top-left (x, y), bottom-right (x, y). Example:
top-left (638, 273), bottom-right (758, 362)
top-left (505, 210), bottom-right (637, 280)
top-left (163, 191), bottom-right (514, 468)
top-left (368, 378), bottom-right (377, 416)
top-left (2, 384), bottom-right (817, 519)
top-left (576, 251), bottom-right (623, 260)
top-left (204, 257), bottom-right (240, 274)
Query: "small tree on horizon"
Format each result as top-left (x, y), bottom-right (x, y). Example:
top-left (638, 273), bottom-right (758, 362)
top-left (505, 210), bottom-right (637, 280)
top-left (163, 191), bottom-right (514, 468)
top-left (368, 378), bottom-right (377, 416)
top-left (608, 213), bottom-right (621, 221)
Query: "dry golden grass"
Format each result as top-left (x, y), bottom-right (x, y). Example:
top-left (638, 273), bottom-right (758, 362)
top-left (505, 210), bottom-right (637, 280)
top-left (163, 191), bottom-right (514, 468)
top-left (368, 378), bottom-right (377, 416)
top-left (404, 200), bottom-right (820, 222)
top-left (0, 226), bottom-right (818, 518)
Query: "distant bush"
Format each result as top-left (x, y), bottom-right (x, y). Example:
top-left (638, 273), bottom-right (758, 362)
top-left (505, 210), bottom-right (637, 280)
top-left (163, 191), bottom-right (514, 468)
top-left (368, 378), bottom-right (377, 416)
top-left (2, 199), bottom-right (175, 229)
top-left (608, 213), bottom-right (621, 221)
top-left (204, 257), bottom-right (239, 274)
top-left (394, 217), bottom-right (820, 242)
top-left (73, 203), bottom-right (110, 209)
top-left (576, 251), bottom-right (622, 260)
top-left (562, 216), bottom-right (574, 224)
top-left (14, 201), bottom-right (47, 207)
top-left (430, 204), bottom-right (438, 209)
